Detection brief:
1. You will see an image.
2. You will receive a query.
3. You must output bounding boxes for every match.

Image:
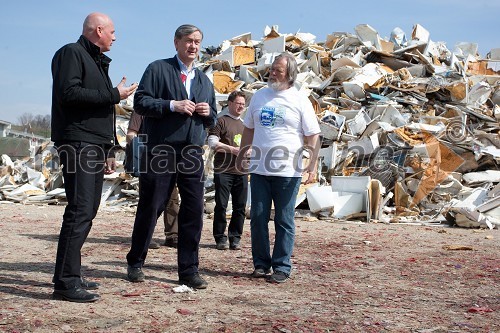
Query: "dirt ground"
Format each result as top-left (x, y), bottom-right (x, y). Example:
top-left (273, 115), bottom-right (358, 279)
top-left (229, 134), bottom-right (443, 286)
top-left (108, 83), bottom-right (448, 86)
top-left (0, 203), bottom-right (498, 333)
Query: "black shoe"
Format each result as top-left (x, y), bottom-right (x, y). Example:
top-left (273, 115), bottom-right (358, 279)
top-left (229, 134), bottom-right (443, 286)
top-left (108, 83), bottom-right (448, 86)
top-left (53, 287), bottom-right (100, 303)
top-left (127, 266), bottom-right (145, 283)
top-left (267, 270), bottom-right (289, 283)
top-left (229, 242), bottom-right (241, 250)
top-left (164, 237), bottom-right (178, 248)
top-left (216, 241), bottom-right (229, 250)
top-left (149, 240), bottom-right (160, 249)
top-left (251, 267), bottom-right (272, 278)
top-left (179, 273), bottom-right (208, 289)
top-left (81, 277), bottom-right (100, 290)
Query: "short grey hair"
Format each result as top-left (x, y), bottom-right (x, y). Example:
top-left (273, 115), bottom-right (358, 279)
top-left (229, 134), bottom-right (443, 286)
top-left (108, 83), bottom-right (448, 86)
top-left (275, 52), bottom-right (298, 86)
top-left (175, 24), bottom-right (203, 40)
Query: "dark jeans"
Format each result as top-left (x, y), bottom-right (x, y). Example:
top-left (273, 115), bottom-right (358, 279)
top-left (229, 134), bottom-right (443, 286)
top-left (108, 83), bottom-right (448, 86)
top-left (213, 172), bottom-right (248, 245)
top-left (53, 141), bottom-right (106, 290)
top-left (126, 147), bottom-right (205, 279)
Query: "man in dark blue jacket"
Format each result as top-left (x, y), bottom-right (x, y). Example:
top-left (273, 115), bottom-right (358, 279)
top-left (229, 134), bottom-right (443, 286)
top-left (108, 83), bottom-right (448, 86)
top-left (51, 12), bottom-right (137, 303)
top-left (126, 24), bottom-right (217, 289)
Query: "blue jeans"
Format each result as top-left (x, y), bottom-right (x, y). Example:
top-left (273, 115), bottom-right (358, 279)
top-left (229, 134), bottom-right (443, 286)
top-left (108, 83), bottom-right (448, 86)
top-left (250, 174), bottom-right (301, 276)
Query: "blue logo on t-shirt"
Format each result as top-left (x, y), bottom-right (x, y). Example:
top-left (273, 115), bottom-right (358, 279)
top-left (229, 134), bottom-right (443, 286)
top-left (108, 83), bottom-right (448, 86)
top-left (260, 107), bottom-right (275, 127)
top-left (260, 106), bottom-right (285, 128)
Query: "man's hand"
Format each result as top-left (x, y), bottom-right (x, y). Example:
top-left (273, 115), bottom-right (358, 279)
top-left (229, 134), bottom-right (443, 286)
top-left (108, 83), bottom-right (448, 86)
top-left (302, 169), bottom-right (316, 185)
top-left (231, 146), bottom-right (240, 156)
top-left (105, 157), bottom-right (116, 175)
top-left (302, 135), bottom-right (320, 185)
top-left (235, 145), bottom-right (251, 173)
top-left (194, 102), bottom-right (210, 117)
top-left (173, 100), bottom-right (196, 116)
top-left (116, 76), bottom-right (138, 100)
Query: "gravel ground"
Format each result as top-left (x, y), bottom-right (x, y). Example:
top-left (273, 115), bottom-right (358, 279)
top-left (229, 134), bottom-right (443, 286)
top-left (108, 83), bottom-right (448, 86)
top-left (0, 203), bottom-right (498, 332)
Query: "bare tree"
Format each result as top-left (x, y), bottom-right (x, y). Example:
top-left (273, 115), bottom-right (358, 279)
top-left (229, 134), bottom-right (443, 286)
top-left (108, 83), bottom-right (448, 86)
top-left (16, 112), bottom-right (51, 137)
top-left (33, 114), bottom-right (51, 137)
top-left (33, 114), bottom-right (51, 129)
top-left (17, 112), bottom-right (34, 126)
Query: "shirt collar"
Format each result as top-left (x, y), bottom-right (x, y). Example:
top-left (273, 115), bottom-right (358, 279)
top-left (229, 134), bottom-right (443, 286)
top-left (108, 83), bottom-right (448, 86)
top-left (176, 55), bottom-right (195, 74)
top-left (225, 112), bottom-right (241, 120)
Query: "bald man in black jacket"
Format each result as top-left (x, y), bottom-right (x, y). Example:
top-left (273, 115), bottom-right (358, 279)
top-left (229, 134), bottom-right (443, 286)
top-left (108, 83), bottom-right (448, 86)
top-left (51, 12), bottom-right (136, 303)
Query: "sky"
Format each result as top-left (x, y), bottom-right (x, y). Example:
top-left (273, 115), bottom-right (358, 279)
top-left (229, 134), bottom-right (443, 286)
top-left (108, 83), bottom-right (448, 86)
top-left (0, 0), bottom-right (498, 124)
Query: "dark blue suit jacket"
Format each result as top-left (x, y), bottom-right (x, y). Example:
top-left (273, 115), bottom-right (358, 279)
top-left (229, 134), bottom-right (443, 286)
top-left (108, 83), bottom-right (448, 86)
top-left (134, 57), bottom-right (217, 151)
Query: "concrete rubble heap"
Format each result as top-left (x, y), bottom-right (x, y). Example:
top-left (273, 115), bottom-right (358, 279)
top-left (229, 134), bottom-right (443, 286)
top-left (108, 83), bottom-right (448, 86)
top-left (0, 23), bottom-right (498, 229)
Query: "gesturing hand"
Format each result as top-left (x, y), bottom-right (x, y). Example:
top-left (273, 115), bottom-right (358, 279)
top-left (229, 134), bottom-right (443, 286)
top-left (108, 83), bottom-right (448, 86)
top-left (116, 76), bottom-right (138, 100)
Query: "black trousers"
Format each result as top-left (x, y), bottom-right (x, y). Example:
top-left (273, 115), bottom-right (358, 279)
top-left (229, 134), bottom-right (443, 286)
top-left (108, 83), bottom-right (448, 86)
top-left (53, 141), bottom-right (106, 290)
top-left (213, 172), bottom-right (248, 244)
top-left (126, 147), bottom-right (205, 279)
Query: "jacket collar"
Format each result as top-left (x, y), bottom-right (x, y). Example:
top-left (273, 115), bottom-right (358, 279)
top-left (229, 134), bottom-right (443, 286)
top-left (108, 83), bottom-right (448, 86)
top-left (77, 35), bottom-right (112, 67)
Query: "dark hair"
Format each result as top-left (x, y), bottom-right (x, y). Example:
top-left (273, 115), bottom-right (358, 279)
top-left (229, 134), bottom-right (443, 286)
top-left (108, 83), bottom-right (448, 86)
top-left (275, 52), bottom-right (298, 86)
top-left (175, 24), bottom-right (203, 40)
top-left (228, 90), bottom-right (245, 102)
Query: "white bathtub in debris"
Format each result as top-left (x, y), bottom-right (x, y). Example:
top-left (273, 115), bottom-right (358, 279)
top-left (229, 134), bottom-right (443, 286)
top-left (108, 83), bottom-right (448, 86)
top-left (306, 176), bottom-right (371, 220)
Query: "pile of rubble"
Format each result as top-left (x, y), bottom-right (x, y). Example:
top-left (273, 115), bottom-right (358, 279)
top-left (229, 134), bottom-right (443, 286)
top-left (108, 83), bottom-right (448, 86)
top-left (1, 23), bottom-right (498, 228)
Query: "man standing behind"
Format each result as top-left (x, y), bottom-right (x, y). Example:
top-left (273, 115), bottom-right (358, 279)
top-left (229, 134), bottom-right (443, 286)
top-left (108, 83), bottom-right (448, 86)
top-left (208, 91), bottom-right (248, 250)
top-left (125, 110), bottom-right (179, 250)
top-left (238, 53), bottom-right (321, 283)
top-left (126, 24), bottom-right (217, 289)
top-left (51, 12), bottom-right (137, 302)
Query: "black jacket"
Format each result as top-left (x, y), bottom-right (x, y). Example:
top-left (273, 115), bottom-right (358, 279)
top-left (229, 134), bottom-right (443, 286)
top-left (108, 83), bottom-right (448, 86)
top-left (51, 35), bottom-right (120, 145)
top-left (134, 57), bottom-right (217, 152)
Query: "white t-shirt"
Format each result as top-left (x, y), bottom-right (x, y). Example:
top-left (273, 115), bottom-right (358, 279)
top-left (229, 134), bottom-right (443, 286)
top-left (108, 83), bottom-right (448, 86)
top-left (243, 86), bottom-right (321, 177)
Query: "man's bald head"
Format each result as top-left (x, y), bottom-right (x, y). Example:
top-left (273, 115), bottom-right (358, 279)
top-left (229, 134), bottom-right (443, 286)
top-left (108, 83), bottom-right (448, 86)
top-left (82, 12), bottom-right (116, 53)
top-left (83, 13), bottom-right (111, 36)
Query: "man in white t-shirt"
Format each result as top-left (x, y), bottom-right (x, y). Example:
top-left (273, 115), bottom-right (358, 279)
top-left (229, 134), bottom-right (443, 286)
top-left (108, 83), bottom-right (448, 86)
top-left (238, 52), bottom-right (321, 283)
